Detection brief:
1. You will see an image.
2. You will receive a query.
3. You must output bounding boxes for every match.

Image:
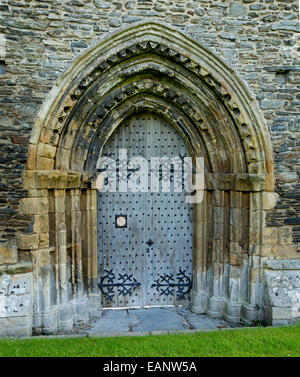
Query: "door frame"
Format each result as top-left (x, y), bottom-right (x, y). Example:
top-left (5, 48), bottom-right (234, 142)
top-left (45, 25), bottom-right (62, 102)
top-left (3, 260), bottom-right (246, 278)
top-left (22, 22), bottom-right (275, 333)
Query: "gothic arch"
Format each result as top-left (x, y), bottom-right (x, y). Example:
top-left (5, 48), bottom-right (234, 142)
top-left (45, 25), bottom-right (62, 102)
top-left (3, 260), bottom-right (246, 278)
top-left (22, 22), bottom-right (275, 333)
top-left (29, 22), bottom-right (273, 177)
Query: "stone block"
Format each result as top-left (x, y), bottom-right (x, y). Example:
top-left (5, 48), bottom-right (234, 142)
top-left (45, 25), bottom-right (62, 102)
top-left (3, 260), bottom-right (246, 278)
top-left (230, 224), bottom-right (242, 242)
top-left (278, 227), bottom-right (293, 245)
top-left (0, 293), bottom-right (32, 317)
top-left (193, 237), bottom-right (206, 262)
top-left (36, 170), bottom-right (67, 189)
top-left (264, 259), bottom-right (300, 270)
top-left (214, 207), bottom-right (224, 224)
top-left (40, 128), bottom-right (59, 145)
top-left (33, 214), bottom-right (49, 234)
top-left (39, 233), bottom-right (49, 248)
top-left (27, 189), bottom-right (48, 198)
top-left (284, 217), bottom-right (300, 226)
top-left (250, 192), bottom-right (262, 209)
top-left (262, 192), bottom-right (279, 210)
top-left (249, 211), bottom-right (264, 243)
top-left (109, 17), bottom-right (122, 27)
top-left (213, 190), bottom-right (225, 207)
top-left (22, 171), bottom-right (36, 189)
top-left (250, 243), bottom-right (272, 257)
top-left (271, 20), bottom-right (300, 32)
top-left (0, 240), bottom-right (18, 265)
top-left (66, 172), bottom-right (81, 188)
top-left (224, 301), bottom-right (242, 322)
top-left (37, 142), bottom-right (57, 159)
top-left (271, 245), bottom-right (299, 259)
top-left (26, 144), bottom-right (37, 170)
top-left (207, 296), bottom-right (225, 318)
top-left (249, 268), bottom-right (258, 283)
top-left (230, 208), bottom-right (242, 225)
top-left (260, 100), bottom-right (284, 110)
top-left (241, 303), bottom-right (263, 323)
top-left (0, 262), bottom-right (32, 277)
top-left (263, 269), bottom-right (300, 323)
top-left (276, 171), bottom-right (298, 184)
top-left (17, 234), bottom-right (40, 250)
top-left (0, 316), bottom-right (32, 337)
top-left (262, 227), bottom-right (278, 245)
top-left (36, 156), bottom-right (55, 170)
top-left (265, 174), bottom-right (275, 192)
top-left (234, 173), bottom-right (265, 191)
top-left (230, 192), bottom-right (243, 208)
top-left (229, 242), bottom-right (243, 265)
top-left (20, 197), bottom-right (49, 215)
top-left (0, 273), bottom-right (33, 337)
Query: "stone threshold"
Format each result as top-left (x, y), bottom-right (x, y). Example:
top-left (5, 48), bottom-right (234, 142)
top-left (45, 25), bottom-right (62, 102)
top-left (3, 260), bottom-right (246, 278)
top-left (15, 324), bottom-right (291, 340)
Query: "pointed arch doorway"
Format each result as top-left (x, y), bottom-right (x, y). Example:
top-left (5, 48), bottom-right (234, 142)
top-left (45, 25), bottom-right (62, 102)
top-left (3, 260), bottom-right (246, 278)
top-left (98, 112), bottom-right (194, 308)
top-left (24, 22), bottom-right (275, 333)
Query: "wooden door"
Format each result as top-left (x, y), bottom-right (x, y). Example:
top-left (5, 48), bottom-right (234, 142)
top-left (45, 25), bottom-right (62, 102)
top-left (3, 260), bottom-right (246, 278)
top-left (98, 113), bottom-right (193, 307)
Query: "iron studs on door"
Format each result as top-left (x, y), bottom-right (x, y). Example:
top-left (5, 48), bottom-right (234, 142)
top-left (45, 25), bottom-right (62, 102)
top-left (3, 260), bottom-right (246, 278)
top-left (146, 239), bottom-right (154, 247)
top-left (115, 215), bottom-right (127, 228)
top-left (146, 239), bottom-right (154, 254)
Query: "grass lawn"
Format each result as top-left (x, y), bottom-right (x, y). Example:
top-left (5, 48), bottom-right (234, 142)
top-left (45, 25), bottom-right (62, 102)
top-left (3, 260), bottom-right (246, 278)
top-left (0, 325), bottom-right (299, 357)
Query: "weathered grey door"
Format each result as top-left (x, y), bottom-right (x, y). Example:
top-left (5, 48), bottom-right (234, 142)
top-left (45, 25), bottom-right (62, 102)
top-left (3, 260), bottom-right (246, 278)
top-left (98, 113), bottom-right (193, 308)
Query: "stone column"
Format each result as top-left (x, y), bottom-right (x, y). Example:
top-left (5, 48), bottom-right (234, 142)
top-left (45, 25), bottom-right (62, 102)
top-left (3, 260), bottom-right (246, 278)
top-left (86, 189), bottom-right (101, 318)
top-left (241, 191), bottom-right (264, 323)
top-left (70, 188), bottom-right (89, 323)
top-left (54, 189), bottom-right (74, 332)
top-left (31, 248), bottom-right (57, 334)
top-left (207, 190), bottom-right (226, 319)
top-left (191, 190), bottom-right (211, 314)
top-left (225, 190), bottom-right (244, 322)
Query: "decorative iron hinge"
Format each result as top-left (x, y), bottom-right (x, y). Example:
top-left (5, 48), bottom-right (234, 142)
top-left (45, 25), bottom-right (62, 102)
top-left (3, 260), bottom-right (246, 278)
top-left (151, 268), bottom-right (192, 300)
top-left (97, 155), bottom-right (140, 182)
top-left (99, 269), bottom-right (141, 302)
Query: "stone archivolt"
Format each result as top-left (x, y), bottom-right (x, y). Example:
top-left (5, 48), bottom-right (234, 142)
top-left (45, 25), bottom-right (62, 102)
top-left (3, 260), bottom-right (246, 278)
top-left (14, 22), bottom-right (293, 335)
top-left (30, 22), bottom-right (273, 177)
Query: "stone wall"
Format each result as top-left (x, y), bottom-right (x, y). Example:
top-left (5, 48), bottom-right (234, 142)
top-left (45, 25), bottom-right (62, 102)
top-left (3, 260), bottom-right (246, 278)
top-left (0, 0), bottom-right (299, 336)
top-left (0, 0), bottom-right (300, 243)
top-left (0, 267), bottom-right (33, 337)
top-left (0, 0), bottom-right (299, 245)
top-left (264, 259), bottom-right (300, 325)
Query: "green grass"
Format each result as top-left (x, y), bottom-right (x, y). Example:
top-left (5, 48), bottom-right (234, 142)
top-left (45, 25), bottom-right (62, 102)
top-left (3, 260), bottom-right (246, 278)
top-left (0, 326), bottom-right (299, 357)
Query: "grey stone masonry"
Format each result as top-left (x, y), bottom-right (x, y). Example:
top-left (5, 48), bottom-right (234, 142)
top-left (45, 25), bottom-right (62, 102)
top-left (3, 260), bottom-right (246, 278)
top-left (0, 0), bottom-right (299, 336)
top-left (0, 0), bottom-right (298, 242)
top-left (264, 259), bottom-right (300, 325)
top-left (0, 272), bottom-right (33, 337)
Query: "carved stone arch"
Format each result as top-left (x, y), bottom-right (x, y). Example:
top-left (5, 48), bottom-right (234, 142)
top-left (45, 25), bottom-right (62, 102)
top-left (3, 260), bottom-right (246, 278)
top-left (22, 22), bottom-right (276, 333)
top-left (64, 77), bottom-right (244, 174)
top-left (83, 98), bottom-right (206, 170)
top-left (29, 22), bottom-right (273, 176)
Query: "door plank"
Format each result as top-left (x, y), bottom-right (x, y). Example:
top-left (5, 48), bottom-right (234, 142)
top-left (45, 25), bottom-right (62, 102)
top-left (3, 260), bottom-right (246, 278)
top-left (98, 113), bottom-right (193, 308)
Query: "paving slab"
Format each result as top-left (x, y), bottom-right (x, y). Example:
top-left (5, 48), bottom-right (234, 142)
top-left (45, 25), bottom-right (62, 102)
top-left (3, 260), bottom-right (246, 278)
top-left (88, 308), bottom-right (131, 334)
top-left (79, 306), bottom-right (238, 337)
top-left (128, 307), bottom-right (186, 332)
